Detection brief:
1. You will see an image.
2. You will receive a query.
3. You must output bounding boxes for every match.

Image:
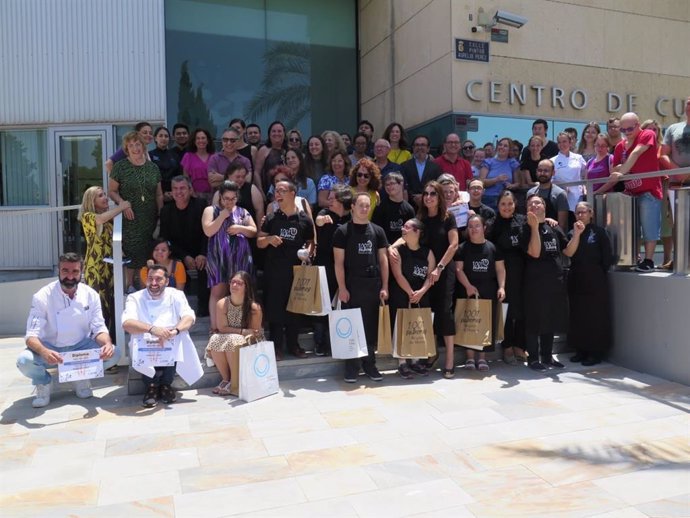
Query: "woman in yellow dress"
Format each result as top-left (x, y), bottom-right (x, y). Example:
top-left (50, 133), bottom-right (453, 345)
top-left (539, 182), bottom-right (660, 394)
top-left (79, 186), bottom-right (131, 336)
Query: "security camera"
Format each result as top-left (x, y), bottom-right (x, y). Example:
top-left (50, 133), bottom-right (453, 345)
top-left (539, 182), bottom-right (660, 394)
top-left (494, 10), bottom-right (527, 28)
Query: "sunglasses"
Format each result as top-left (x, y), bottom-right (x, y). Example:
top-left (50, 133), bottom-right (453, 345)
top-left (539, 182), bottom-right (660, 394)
top-left (357, 173), bottom-right (370, 179)
top-left (289, 137), bottom-right (301, 142)
top-left (222, 137), bottom-right (240, 143)
top-left (620, 125), bottom-right (638, 134)
top-left (462, 145), bottom-right (475, 150)
top-left (422, 191), bottom-right (438, 197)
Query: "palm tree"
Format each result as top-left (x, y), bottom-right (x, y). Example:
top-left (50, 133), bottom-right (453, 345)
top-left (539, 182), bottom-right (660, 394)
top-left (245, 42), bottom-right (311, 129)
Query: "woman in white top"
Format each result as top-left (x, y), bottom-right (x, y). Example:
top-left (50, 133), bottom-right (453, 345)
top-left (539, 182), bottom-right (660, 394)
top-left (551, 131), bottom-right (587, 229)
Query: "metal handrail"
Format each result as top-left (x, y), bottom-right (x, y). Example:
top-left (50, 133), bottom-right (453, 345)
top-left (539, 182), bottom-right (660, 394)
top-left (112, 213), bottom-right (127, 361)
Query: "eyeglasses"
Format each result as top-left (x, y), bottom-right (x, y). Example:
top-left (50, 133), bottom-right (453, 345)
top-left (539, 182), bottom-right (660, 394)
top-left (422, 191), bottom-right (438, 197)
top-left (357, 173), bottom-right (370, 179)
top-left (289, 137), bottom-right (301, 142)
top-left (385, 181), bottom-right (401, 187)
top-left (414, 142), bottom-right (428, 147)
top-left (222, 196), bottom-right (237, 203)
top-left (230, 279), bottom-right (245, 286)
top-left (222, 137), bottom-right (240, 143)
top-left (620, 124), bottom-right (638, 134)
top-left (275, 188), bottom-right (291, 195)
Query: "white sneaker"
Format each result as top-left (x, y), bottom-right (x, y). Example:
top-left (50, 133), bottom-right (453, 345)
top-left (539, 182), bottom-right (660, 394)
top-left (74, 380), bottom-right (93, 399)
top-left (32, 383), bottom-right (51, 408)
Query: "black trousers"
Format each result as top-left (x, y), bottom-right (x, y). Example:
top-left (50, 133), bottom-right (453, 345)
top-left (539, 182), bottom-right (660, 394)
top-left (525, 333), bottom-right (554, 362)
top-left (343, 276), bottom-right (381, 370)
top-left (269, 317), bottom-right (301, 353)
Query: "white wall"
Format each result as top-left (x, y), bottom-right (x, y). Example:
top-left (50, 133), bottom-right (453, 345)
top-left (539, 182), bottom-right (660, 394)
top-left (0, 0), bottom-right (166, 125)
top-left (0, 277), bottom-right (54, 336)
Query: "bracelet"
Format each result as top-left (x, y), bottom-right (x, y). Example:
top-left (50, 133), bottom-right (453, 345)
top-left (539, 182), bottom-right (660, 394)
top-left (148, 325), bottom-right (155, 333)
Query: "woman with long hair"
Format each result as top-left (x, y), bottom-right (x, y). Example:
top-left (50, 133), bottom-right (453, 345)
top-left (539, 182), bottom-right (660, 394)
top-left (348, 157), bottom-right (381, 220)
top-left (181, 128), bottom-right (215, 203)
top-left (305, 135), bottom-right (328, 181)
top-left (479, 137), bottom-right (521, 211)
top-left (382, 122), bottom-right (412, 164)
top-left (206, 271), bottom-right (264, 395)
top-left (321, 130), bottom-right (347, 158)
top-left (285, 148), bottom-right (317, 206)
top-left (79, 186), bottom-right (131, 336)
top-left (586, 133), bottom-right (617, 195)
top-left (202, 181), bottom-right (257, 332)
top-left (253, 121), bottom-right (287, 194)
top-left (577, 122), bottom-right (601, 162)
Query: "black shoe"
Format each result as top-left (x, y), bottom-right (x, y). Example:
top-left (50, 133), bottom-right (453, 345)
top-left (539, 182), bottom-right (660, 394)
top-left (344, 363), bottom-right (359, 383)
top-left (528, 361), bottom-right (546, 372)
top-left (570, 353), bottom-right (586, 363)
top-left (582, 357), bottom-right (601, 366)
top-left (159, 384), bottom-right (177, 404)
top-left (398, 364), bottom-right (414, 379)
top-left (363, 363), bottom-right (383, 382)
top-left (543, 359), bottom-right (565, 369)
top-left (314, 344), bottom-right (326, 357)
top-left (143, 384), bottom-right (158, 407)
top-left (409, 362), bottom-right (429, 376)
top-left (634, 259), bottom-right (654, 272)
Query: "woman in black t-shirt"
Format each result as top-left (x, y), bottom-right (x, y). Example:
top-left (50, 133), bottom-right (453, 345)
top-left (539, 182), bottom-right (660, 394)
top-left (455, 214), bottom-right (506, 372)
top-left (389, 218), bottom-right (436, 379)
top-left (150, 127), bottom-right (182, 202)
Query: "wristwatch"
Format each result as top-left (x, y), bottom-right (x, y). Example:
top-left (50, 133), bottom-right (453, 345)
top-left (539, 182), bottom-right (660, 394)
top-left (437, 263), bottom-right (445, 271)
top-left (174, 327), bottom-right (180, 335)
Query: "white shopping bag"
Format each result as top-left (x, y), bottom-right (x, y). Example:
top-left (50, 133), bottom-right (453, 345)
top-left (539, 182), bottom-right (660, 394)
top-left (239, 340), bottom-right (279, 403)
top-left (328, 301), bottom-right (368, 359)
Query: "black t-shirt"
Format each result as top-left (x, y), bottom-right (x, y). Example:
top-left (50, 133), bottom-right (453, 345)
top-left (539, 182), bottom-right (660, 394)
top-left (487, 214), bottom-right (526, 263)
top-left (399, 245), bottom-right (431, 291)
top-left (468, 203), bottom-right (496, 224)
top-left (314, 209), bottom-right (351, 268)
top-left (520, 140), bottom-right (558, 162)
top-left (421, 213), bottom-right (457, 264)
top-left (150, 148), bottom-right (182, 193)
top-left (261, 209), bottom-right (314, 266)
top-left (159, 197), bottom-right (208, 259)
top-left (333, 221), bottom-right (388, 277)
top-left (371, 198), bottom-right (415, 244)
top-left (519, 154), bottom-right (546, 183)
top-left (455, 240), bottom-right (503, 299)
top-left (568, 224), bottom-right (613, 272)
top-left (519, 222), bottom-right (568, 278)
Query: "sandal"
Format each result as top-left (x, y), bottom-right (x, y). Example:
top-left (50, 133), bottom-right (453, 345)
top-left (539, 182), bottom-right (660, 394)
top-left (464, 359), bottom-right (476, 370)
top-left (503, 348), bottom-right (516, 365)
top-left (217, 381), bottom-right (232, 396)
top-left (442, 368), bottom-right (455, 379)
top-left (213, 380), bottom-right (230, 394)
top-left (477, 359), bottom-right (490, 372)
top-left (514, 349), bottom-right (528, 362)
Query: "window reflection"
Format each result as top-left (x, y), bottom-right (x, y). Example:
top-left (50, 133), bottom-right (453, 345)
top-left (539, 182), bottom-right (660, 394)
top-left (0, 130), bottom-right (48, 206)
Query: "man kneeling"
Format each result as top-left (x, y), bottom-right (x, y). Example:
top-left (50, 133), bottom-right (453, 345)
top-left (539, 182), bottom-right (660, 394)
top-left (122, 264), bottom-right (197, 407)
top-left (17, 253), bottom-right (120, 408)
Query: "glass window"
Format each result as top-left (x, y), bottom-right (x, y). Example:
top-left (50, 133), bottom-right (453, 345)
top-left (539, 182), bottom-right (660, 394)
top-left (0, 130), bottom-right (48, 206)
top-left (164, 0), bottom-right (358, 140)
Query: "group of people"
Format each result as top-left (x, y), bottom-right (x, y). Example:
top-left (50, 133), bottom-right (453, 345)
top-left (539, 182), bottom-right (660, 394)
top-left (16, 99), bottom-right (690, 406)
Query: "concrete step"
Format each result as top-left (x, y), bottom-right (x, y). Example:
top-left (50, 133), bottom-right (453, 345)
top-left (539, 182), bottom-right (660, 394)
top-left (126, 313), bottom-right (571, 395)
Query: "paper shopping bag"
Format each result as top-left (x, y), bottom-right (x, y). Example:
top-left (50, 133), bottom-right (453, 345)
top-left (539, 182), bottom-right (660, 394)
top-left (454, 297), bottom-right (493, 350)
top-left (377, 303), bottom-right (392, 355)
top-left (238, 340), bottom-right (279, 402)
top-left (393, 306), bottom-right (436, 358)
top-left (329, 302), bottom-right (368, 359)
top-left (286, 265), bottom-right (331, 316)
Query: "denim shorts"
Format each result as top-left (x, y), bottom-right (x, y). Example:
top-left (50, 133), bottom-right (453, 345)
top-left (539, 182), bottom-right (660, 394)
top-left (637, 192), bottom-right (662, 242)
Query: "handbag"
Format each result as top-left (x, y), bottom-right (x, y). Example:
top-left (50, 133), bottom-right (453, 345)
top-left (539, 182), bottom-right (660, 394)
top-left (393, 305), bottom-right (436, 358)
top-left (454, 296), bottom-right (493, 350)
top-left (238, 339), bottom-right (279, 403)
top-left (329, 300), bottom-right (368, 359)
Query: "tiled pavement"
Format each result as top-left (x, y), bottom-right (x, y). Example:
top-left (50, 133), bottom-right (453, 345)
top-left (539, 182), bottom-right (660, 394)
top-left (1, 336), bottom-right (689, 518)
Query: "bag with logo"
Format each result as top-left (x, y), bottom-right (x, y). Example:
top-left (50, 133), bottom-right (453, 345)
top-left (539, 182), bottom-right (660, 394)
top-left (393, 305), bottom-right (436, 359)
top-left (454, 296), bottom-right (493, 350)
top-left (286, 265), bottom-right (331, 316)
top-left (238, 340), bottom-right (279, 403)
top-left (329, 301), bottom-right (368, 359)
top-left (376, 302), bottom-right (392, 355)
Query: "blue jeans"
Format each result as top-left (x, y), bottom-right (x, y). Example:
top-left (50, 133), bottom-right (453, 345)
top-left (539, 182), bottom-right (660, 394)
top-left (637, 192), bottom-right (662, 242)
top-left (16, 337), bottom-right (122, 385)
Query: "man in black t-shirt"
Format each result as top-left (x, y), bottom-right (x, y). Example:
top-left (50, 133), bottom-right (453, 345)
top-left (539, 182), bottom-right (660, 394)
top-left (520, 118), bottom-right (559, 162)
top-left (372, 172), bottom-right (415, 243)
top-left (333, 192), bottom-right (389, 383)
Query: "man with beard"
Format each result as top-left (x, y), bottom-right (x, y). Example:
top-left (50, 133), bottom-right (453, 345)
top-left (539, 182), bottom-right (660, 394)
top-left (17, 253), bottom-right (119, 408)
top-left (245, 123), bottom-right (262, 147)
top-left (122, 264), bottom-right (198, 407)
top-left (172, 123), bottom-right (189, 162)
top-left (526, 159), bottom-right (569, 231)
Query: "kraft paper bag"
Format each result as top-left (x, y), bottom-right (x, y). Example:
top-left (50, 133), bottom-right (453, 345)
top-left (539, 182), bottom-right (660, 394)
top-left (287, 265), bottom-right (331, 316)
top-left (377, 303), bottom-right (392, 355)
top-left (454, 297), bottom-right (493, 351)
top-left (329, 301), bottom-right (368, 359)
top-left (239, 340), bottom-right (279, 403)
top-left (393, 306), bottom-right (436, 359)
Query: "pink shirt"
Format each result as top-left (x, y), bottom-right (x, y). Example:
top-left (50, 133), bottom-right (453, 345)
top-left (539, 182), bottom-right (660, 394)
top-left (181, 153), bottom-right (211, 193)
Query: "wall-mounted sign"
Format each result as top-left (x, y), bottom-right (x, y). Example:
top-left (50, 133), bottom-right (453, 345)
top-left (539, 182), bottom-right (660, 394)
top-left (491, 28), bottom-right (508, 43)
top-left (455, 38), bottom-right (489, 63)
top-left (454, 115), bottom-right (479, 132)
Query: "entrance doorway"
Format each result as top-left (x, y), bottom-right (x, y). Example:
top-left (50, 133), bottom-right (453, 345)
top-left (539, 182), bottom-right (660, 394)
top-left (50, 127), bottom-right (113, 256)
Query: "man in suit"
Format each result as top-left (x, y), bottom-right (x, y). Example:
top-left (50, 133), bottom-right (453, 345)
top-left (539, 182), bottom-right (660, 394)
top-left (401, 134), bottom-right (441, 209)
